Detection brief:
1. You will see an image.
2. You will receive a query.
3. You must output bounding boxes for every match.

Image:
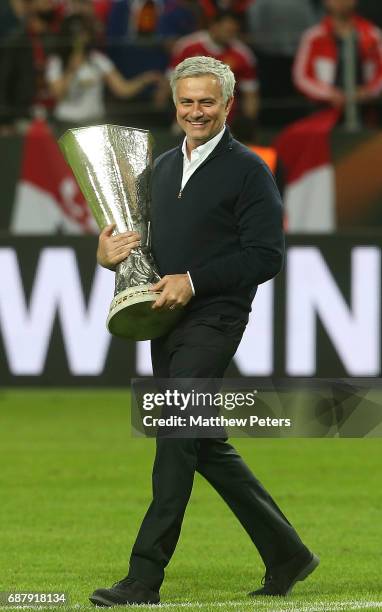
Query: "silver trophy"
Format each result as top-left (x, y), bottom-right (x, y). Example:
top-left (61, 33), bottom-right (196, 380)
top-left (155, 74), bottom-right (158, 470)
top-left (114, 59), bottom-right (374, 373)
top-left (59, 125), bottom-right (181, 341)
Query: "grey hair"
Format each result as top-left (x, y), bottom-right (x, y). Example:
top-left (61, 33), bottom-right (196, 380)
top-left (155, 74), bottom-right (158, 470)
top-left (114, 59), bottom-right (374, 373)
top-left (170, 56), bottom-right (236, 104)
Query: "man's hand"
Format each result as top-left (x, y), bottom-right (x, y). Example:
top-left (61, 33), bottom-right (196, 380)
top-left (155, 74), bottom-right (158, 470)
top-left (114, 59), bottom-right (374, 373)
top-left (97, 224), bottom-right (141, 271)
top-left (328, 87), bottom-right (346, 107)
top-left (151, 274), bottom-right (193, 310)
top-left (354, 85), bottom-right (373, 103)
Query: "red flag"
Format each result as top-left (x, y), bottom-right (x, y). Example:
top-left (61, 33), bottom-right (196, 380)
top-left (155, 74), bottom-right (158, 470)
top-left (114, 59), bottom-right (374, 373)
top-left (12, 119), bottom-right (96, 234)
top-left (274, 109), bottom-right (340, 232)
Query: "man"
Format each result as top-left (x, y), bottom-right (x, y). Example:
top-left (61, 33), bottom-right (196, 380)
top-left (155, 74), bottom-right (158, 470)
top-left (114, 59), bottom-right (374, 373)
top-left (0, 0), bottom-right (58, 126)
top-left (293, 0), bottom-right (382, 108)
top-left (90, 56), bottom-right (319, 607)
top-left (169, 11), bottom-right (259, 120)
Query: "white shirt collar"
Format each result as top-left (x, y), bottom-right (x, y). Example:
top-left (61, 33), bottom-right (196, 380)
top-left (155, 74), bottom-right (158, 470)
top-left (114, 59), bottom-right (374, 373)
top-left (182, 124), bottom-right (226, 163)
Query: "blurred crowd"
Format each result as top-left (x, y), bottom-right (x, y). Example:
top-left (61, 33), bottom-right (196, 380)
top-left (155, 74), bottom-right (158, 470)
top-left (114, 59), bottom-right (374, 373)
top-left (1, 0), bottom-right (382, 133)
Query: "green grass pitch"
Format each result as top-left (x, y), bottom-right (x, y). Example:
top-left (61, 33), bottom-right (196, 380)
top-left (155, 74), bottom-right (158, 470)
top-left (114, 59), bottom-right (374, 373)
top-left (1, 389), bottom-right (382, 612)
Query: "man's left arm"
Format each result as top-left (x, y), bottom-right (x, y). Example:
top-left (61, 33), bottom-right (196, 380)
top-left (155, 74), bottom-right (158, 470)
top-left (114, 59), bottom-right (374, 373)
top-left (188, 162), bottom-right (284, 296)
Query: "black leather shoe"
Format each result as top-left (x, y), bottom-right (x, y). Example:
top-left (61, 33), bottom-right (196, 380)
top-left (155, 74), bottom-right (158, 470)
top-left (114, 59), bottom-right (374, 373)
top-left (249, 549), bottom-right (320, 597)
top-left (89, 576), bottom-right (160, 607)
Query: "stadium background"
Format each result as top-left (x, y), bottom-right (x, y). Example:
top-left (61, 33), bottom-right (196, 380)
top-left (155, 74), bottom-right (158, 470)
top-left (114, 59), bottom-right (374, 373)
top-left (1, 1), bottom-right (382, 610)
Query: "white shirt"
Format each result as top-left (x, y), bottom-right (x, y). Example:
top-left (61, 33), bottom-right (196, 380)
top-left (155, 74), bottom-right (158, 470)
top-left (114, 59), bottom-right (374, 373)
top-left (181, 124), bottom-right (226, 190)
top-left (181, 125), bottom-right (226, 295)
top-left (46, 51), bottom-right (114, 122)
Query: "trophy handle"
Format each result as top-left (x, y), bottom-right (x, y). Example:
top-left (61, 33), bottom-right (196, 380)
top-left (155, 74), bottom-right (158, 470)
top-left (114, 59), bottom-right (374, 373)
top-left (146, 221), bottom-right (151, 249)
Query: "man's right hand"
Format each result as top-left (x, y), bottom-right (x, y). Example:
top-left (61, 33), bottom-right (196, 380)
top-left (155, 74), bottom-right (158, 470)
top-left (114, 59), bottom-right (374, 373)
top-left (97, 224), bottom-right (141, 271)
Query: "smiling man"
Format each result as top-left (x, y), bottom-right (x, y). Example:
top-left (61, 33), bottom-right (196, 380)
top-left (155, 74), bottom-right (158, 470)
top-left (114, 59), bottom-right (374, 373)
top-left (177, 72), bottom-right (231, 147)
top-left (91, 56), bottom-right (319, 607)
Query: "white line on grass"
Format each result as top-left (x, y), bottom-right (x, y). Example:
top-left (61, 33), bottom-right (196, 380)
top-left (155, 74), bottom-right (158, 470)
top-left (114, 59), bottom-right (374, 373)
top-left (147, 602), bottom-right (382, 611)
top-left (6, 601), bottom-right (382, 612)
top-left (72, 601), bottom-right (382, 611)
top-left (121, 601), bottom-right (382, 611)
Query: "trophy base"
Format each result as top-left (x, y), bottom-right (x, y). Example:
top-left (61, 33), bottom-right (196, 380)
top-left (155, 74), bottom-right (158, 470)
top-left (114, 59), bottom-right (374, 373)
top-left (107, 284), bottom-right (183, 341)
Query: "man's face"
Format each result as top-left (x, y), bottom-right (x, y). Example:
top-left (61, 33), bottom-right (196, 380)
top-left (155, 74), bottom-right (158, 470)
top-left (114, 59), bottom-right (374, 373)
top-left (175, 75), bottom-right (233, 148)
top-left (325, 0), bottom-right (357, 19)
top-left (209, 17), bottom-right (239, 46)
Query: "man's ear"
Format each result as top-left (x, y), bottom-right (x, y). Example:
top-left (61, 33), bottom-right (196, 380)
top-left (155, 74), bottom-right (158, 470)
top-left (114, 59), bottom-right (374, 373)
top-left (225, 96), bottom-right (234, 115)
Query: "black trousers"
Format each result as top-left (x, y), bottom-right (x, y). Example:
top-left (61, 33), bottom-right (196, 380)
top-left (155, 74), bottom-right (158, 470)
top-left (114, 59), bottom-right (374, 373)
top-left (128, 313), bottom-right (305, 591)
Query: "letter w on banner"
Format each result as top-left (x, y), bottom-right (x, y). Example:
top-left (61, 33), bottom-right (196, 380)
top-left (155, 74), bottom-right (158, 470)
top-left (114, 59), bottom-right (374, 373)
top-left (11, 119), bottom-right (97, 234)
top-left (274, 108), bottom-right (340, 232)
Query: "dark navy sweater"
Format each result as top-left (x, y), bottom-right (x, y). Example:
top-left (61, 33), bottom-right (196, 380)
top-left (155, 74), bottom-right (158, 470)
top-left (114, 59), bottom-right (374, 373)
top-left (150, 128), bottom-right (284, 322)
